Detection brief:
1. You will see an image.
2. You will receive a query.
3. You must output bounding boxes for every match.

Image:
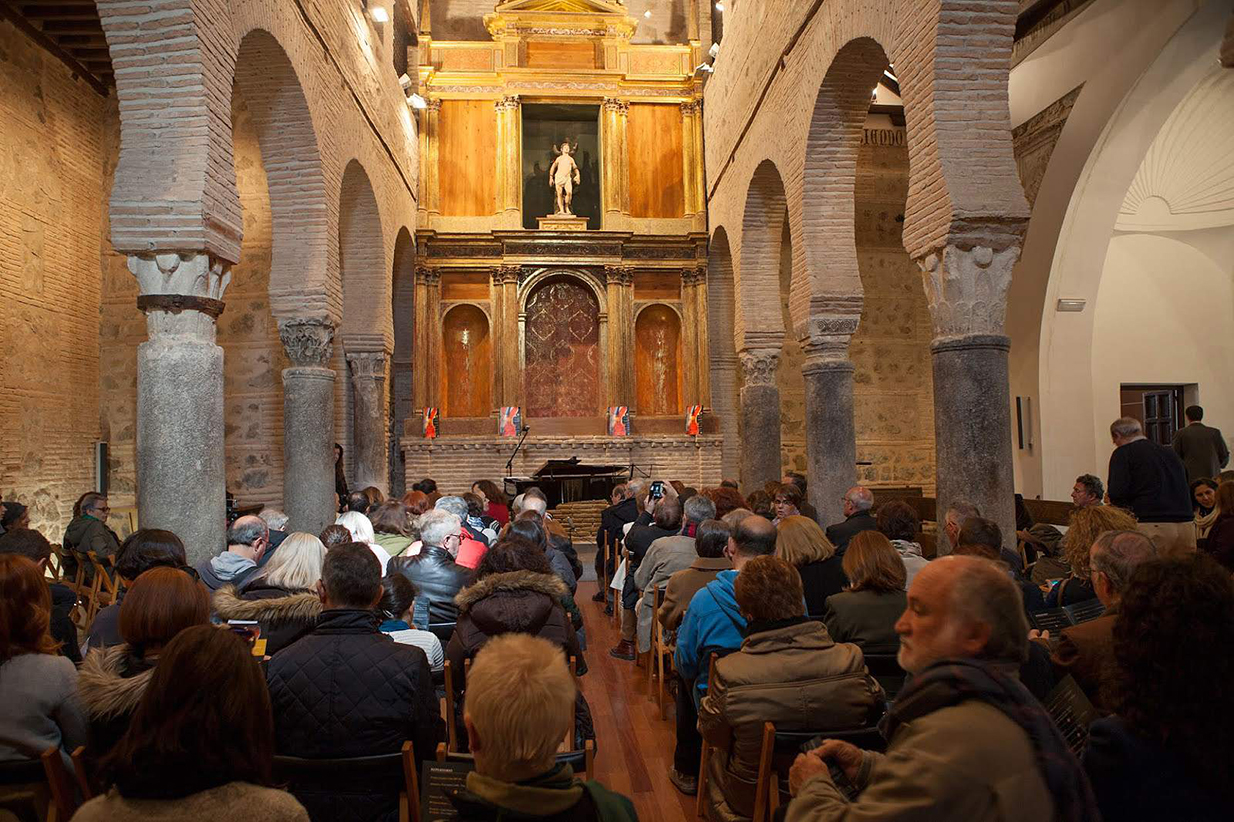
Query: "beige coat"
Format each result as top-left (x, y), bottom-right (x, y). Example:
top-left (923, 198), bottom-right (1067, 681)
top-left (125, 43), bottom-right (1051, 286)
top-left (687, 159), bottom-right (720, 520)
top-left (634, 535), bottom-right (698, 652)
top-left (784, 699), bottom-right (1054, 822)
top-left (658, 557), bottom-right (731, 632)
top-left (72, 782), bottom-right (309, 822)
top-left (698, 621), bottom-right (883, 822)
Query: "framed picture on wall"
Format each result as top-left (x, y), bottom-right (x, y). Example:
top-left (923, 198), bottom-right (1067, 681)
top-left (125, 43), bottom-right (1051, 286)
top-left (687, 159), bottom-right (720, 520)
top-left (608, 406), bottom-right (630, 437)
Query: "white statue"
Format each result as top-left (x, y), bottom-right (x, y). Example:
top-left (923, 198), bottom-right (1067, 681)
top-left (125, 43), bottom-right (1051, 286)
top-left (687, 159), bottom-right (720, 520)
top-left (549, 140), bottom-right (581, 215)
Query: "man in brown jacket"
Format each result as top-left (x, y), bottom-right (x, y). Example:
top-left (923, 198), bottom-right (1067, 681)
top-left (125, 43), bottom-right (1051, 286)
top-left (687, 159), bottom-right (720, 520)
top-left (657, 521), bottom-right (732, 633)
top-left (786, 556), bottom-right (1099, 822)
top-left (1044, 529), bottom-right (1156, 710)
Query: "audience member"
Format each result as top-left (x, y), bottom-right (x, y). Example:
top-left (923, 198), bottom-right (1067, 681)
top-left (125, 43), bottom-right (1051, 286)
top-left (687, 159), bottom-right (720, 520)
top-left (1071, 474), bottom-right (1104, 509)
top-left (266, 543), bottom-right (443, 821)
top-left (0, 554), bottom-right (85, 766)
top-left (705, 485), bottom-right (748, 520)
top-left (76, 625), bottom-right (309, 821)
top-left (612, 494), bottom-right (682, 660)
top-left (593, 482), bottom-right (639, 601)
top-left (360, 486), bottom-right (384, 510)
top-left (1046, 505), bottom-right (1138, 608)
top-left (1200, 480), bottom-right (1234, 572)
top-left (722, 508), bottom-right (754, 528)
top-left (1082, 553), bottom-right (1233, 822)
top-left (1025, 524), bottom-right (1068, 585)
top-left (1107, 416), bottom-right (1194, 555)
top-left (776, 515), bottom-right (846, 616)
top-left (699, 555), bottom-right (881, 821)
top-left (446, 537), bottom-right (584, 695)
top-left (471, 480), bottom-right (510, 526)
top-left (1043, 530), bottom-right (1156, 711)
top-left (378, 574), bottom-right (444, 672)
top-left (198, 515), bottom-right (269, 592)
top-left (786, 556), bottom-right (1097, 822)
top-left (954, 517), bottom-right (1043, 613)
top-left (1014, 494), bottom-right (1035, 534)
top-left (78, 567), bottom-right (209, 764)
top-left (940, 499), bottom-right (981, 557)
top-left (824, 486), bottom-right (876, 554)
top-left (670, 516), bottom-right (777, 796)
top-left (401, 489), bottom-right (432, 516)
top-left (464, 492), bottom-right (499, 535)
top-left (62, 491), bottom-right (119, 582)
top-left (509, 514), bottom-right (578, 594)
top-left (370, 501), bottom-right (414, 558)
top-left (746, 490), bottom-right (774, 520)
top-left (319, 524), bottom-right (353, 550)
top-left (658, 519), bottom-right (731, 633)
top-left (334, 443), bottom-right (349, 508)
top-left (388, 509), bottom-right (471, 624)
top-left (86, 529), bottom-right (188, 651)
top-left (1171, 404), bottom-right (1230, 483)
top-left (720, 479), bottom-right (740, 490)
top-left (0, 527), bottom-right (80, 662)
top-left (448, 634), bottom-right (636, 821)
top-left (547, 530), bottom-right (585, 588)
top-left (335, 510), bottom-right (391, 574)
top-left (631, 495), bottom-right (717, 655)
top-left (438, 495), bottom-right (493, 567)
top-left (344, 491), bottom-right (371, 515)
top-left (1, 501), bottom-right (29, 532)
top-left (258, 508), bottom-right (290, 550)
top-left (1191, 477), bottom-right (1219, 547)
top-left (875, 500), bottom-right (927, 587)
top-left (212, 532), bottom-right (326, 656)
top-left (822, 531), bottom-right (908, 654)
top-left (780, 472), bottom-right (818, 521)
top-left (771, 483), bottom-right (803, 525)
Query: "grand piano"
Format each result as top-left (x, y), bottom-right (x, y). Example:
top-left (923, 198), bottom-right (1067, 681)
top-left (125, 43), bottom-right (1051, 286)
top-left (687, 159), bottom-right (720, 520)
top-left (505, 458), bottom-right (628, 508)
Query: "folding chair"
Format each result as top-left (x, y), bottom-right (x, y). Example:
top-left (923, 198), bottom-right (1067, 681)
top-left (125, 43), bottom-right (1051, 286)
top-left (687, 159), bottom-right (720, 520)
top-left (695, 652), bottom-right (721, 819)
top-left (40, 747), bottom-right (80, 822)
top-left (69, 747), bottom-right (94, 804)
top-left (273, 741), bottom-right (421, 822)
top-left (759, 724), bottom-right (886, 821)
top-left (44, 545), bottom-right (62, 584)
top-left (86, 552), bottom-right (119, 626)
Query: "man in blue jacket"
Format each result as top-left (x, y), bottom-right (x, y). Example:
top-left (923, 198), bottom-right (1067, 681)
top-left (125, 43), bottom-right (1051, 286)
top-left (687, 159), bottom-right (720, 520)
top-left (669, 515), bottom-right (777, 796)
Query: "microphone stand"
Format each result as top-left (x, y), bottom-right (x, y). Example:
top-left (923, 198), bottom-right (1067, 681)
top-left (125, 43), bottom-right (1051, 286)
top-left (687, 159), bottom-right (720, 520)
top-left (506, 425), bottom-right (531, 478)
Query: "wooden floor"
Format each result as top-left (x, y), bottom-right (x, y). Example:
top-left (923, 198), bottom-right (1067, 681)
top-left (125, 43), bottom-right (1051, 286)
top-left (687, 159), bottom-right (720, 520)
top-left (576, 578), bottom-right (697, 821)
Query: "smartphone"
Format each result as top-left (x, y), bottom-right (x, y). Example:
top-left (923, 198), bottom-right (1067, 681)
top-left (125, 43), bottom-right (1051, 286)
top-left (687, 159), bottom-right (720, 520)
top-left (800, 735), bottom-right (860, 800)
top-left (648, 481), bottom-right (665, 500)
top-left (227, 620), bottom-right (261, 646)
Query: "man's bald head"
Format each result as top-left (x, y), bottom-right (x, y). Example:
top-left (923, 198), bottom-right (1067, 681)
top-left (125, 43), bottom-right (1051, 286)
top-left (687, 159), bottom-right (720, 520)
top-left (728, 515), bottom-right (777, 566)
top-left (844, 486), bottom-right (874, 515)
top-left (227, 515), bottom-right (269, 561)
top-left (895, 556), bottom-right (1028, 674)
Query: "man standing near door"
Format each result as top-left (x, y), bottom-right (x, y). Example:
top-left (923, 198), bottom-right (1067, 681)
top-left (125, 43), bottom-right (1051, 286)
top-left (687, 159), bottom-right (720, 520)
top-left (1109, 417), bottom-right (1195, 556)
top-left (1171, 405), bottom-right (1230, 483)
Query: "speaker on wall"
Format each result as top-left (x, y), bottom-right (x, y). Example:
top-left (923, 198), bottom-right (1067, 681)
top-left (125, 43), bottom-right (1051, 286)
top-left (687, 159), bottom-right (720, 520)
top-left (95, 441), bottom-right (109, 495)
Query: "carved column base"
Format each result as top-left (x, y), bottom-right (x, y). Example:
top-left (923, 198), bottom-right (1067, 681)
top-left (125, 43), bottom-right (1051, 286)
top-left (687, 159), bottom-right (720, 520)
top-left (347, 351), bottom-right (390, 496)
top-left (280, 319), bottom-right (337, 535)
top-left (931, 334), bottom-right (1016, 554)
top-left (803, 358), bottom-right (857, 528)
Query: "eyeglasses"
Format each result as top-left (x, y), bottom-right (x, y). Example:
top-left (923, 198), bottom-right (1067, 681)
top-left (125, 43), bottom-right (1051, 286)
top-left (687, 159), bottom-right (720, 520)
top-left (445, 533), bottom-right (463, 543)
top-left (774, 498), bottom-right (791, 505)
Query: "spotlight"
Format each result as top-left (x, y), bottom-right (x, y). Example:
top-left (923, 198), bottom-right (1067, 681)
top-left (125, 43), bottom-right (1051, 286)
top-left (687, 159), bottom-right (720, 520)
top-left (645, 10), bottom-right (652, 18)
top-left (715, 2), bottom-right (725, 11)
top-left (693, 62), bottom-right (714, 75)
top-left (369, 5), bottom-right (389, 23)
top-left (399, 73), bottom-right (412, 90)
top-left (708, 42), bottom-right (720, 59)
top-left (408, 93), bottom-right (428, 110)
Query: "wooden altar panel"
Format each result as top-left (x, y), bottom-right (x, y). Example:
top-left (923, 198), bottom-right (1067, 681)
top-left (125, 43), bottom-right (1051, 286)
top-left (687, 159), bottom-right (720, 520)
top-left (626, 103), bottom-right (685, 219)
top-left (442, 271), bottom-right (491, 302)
top-left (439, 100), bottom-right (497, 217)
top-left (634, 271), bottom-right (680, 300)
top-left (526, 41), bottom-right (597, 69)
top-left (524, 277), bottom-right (600, 418)
top-left (442, 304), bottom-right (492, 418)
top-left (635, 304), bottom-right (682, 416)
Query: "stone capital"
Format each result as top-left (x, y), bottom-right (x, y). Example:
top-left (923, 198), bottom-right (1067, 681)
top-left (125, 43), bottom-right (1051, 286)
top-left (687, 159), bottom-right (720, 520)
top-left (681, 265), bottom-right (707, 286)
top-left (495, 94), bottom-right (521, 111)
top-left (416, 265), bottom-right (440, 286)
top-left (739, 348), bottom-right (781, 388)
top-left (129, 253), bottom-right (231, 340)
top-left (917, 243), bottom-right (1021, 342)
top-left (680, 100), bottom-right (701, 116)
top-left (279, 318), bottom-right (335, 369)
top-left (492, 264), bottom-right (521, 285)
top-left (346, 350), bottom-right (388, 381)
top-left (602, 97), bottom-right (629, 114)
top-left (605, 264), bottom-right (634, 286)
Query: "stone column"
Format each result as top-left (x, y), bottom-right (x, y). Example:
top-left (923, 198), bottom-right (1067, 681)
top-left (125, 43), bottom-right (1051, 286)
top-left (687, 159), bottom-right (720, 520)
top-left (919, 243), bottom-right (1020, 553)
top-left (495, 95), bottom-right (522, 224)
top-left (601, 98), bottom-right (629, 229)
top-left (495, 265), bottom-right (521, 406)
top-left (130, 253), bottom-right (230, 566)
top-left (680, 266), bottom-right (706, 406)
top-left (800, 308), bottom-right (862, 528)
top-left (425, 100), bottom-right (442, 219)
top-left (279, 318), bottom-right (337, 536)
top-left (605, 265), bottom-right (635, 406)
top-left (681, 101), bottom-right (700, 219)
top-left (738, 347), bottom-right (782, 490)
top-left (346, 350), bottom-right (390, 495)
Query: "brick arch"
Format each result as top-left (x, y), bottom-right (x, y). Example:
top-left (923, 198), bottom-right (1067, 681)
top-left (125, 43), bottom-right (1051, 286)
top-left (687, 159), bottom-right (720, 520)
top-left (338, 159), bottom-right (387, 345)
top-left (389, 227), bottom-right (415, 495)
top-left (735, 159), bottom-right (789, 349)
top-left (797, 37), bottom-right (889, 334)
top-left (707, 226), bottom-right (741, 480)
top-left (233, 29), bottom-right (331, 323)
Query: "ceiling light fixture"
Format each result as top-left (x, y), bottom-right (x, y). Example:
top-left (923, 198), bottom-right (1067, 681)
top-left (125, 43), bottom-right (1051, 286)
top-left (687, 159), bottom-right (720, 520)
top-left (408, 93), bottom-right (428, 110)
top-left (369, 5), bottom-right (389, 23)
top-left (645, 10), bottom-right (652, 18)
top-left (715, 2), bottom-right (725, 11)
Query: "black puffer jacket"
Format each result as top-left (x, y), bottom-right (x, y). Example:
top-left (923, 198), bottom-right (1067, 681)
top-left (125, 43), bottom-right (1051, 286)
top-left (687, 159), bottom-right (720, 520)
top-left (265, 609), bottom-right (445, 822)
top-left (387, 546), bottom-right (472, 624)
top-left (212, 584), bottom-right (320, 657)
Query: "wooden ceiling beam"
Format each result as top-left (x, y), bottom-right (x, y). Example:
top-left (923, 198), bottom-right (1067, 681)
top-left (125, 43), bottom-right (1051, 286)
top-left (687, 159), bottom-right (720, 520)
top-left (37, 19), bottom-right (106, 33)
top-left (0, 3), bottom-right (109, 94)
top-left (18, 5), bottom-right (100, 21)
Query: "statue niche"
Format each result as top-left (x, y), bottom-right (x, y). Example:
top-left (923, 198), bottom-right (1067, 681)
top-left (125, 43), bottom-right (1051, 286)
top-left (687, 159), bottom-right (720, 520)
top-left (442, 304), bottom-right (492, 418)
top-left (523, 103), bottom-right (600, 230)
top-left (635, 304), bottom-right (682, 416)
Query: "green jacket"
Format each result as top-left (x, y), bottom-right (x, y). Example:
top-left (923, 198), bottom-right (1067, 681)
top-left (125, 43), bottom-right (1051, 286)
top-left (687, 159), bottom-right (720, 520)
top-left (447, 764), bottom-right (637, 821)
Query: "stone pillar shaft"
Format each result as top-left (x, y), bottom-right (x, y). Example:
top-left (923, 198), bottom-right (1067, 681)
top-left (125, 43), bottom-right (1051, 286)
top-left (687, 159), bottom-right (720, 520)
top-left (279, 318), bottom-right (337, 536)
top-left (129, 253), bottom-right (230, 566)
top-left (739, 347), bottom-right (782, 490)
top-left (803, 358), bottom-right (857, 529)
top-left (347, 350), bottom-right (390, 495)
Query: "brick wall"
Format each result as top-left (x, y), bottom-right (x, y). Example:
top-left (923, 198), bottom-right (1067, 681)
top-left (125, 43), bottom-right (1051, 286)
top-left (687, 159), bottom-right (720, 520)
top-left (0, 21), bottom-right (118, 539)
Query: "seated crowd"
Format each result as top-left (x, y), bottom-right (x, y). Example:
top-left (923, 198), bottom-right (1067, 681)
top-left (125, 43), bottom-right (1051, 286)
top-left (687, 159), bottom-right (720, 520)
top-left (1, 409), bottom-right (1232, 822)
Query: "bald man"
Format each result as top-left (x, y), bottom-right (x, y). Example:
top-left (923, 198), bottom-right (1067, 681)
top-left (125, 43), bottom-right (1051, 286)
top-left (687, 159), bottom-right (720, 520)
top-left (825, 485), bottom-right (877, 554)
top-left (196, 515), bottom-right (270, 592)
top-left (786, 557), bottom-right (1096, 822)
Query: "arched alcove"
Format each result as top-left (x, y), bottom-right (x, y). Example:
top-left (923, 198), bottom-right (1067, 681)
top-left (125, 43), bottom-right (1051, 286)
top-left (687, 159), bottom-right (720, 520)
top-left (635, 304), bottom-right (683, 415)
top-left (523, 275), bottom-right (601, 418)
top-left (441, 304), bottom-right (492, 418)
top-left (389, 227), bottom-right (415, 495)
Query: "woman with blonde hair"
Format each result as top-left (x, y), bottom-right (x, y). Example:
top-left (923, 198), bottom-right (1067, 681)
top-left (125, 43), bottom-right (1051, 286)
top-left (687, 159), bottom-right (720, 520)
top-left (213, 533), bottom-right (327, 656)
top-left (335, 510), bottom-right (391, 574)
top-left (822, 531), bottom-right (908, 654)
top-left (775, 515), bottom-right (846, 616)
top-left (1045, 504), bottom-right (1139, 608)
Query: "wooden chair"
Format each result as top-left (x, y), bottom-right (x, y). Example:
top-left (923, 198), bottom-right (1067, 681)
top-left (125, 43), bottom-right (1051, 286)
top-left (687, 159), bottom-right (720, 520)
top-left (0, 754), bottom-right (49, 822)
top-left (435, 740), bottom-right (596, 782)
top-left (273, 741), bottom-right (421, 822)
top-left (650, 586), bottom-right (672, 719)
top-left (613, 541), bottom-right (628, 631)
top-left (443, 661), bottom-right (460, 753)
top-left (598, 531), bottom-right (610, 603)
top-left (69, 747), bottom-right (95, 804)
top-left (695, 652), bottom-right (721, 819)
top-left (85, 552), bottom-right (119, 625)
top-left (40, 747), bottom-right (80, 822)
top-left (758, 724), bottom-right (887, 822)
top-left (67, 550), bottom-right (91, 626)
top-left (44, 545), bottom-right (63, 583)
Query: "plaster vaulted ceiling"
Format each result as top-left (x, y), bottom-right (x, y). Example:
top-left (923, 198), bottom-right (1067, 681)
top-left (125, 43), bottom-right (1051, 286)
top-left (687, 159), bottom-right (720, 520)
top-left (1118, 68), bottom-right (1234, 232)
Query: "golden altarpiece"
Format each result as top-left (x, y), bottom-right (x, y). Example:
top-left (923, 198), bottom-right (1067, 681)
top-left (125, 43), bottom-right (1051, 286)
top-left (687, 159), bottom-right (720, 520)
top-left (402, 0), bottom-right (722, 491)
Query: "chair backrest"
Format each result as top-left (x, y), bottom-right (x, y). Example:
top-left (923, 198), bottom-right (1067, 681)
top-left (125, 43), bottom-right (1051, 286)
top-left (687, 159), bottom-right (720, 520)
top-left (427, 622), bottom-right (456, 643)
top-left (434, 739), bottom-right (595, 782)
top-left (862, 653), bottom-right (907, 699)
top-left (0, 756), bottom-right (44, 786)
top-left (40, 747), bottom-right (80, 820)
top-left (273, 741), bottom-right (419, 822)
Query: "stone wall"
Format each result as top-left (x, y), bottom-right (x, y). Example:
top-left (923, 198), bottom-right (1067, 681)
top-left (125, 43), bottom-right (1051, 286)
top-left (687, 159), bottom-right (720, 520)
top-left (0, 20), bottom-right (118, 539)
top-left (851, 131), bottom-right (935, 491)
